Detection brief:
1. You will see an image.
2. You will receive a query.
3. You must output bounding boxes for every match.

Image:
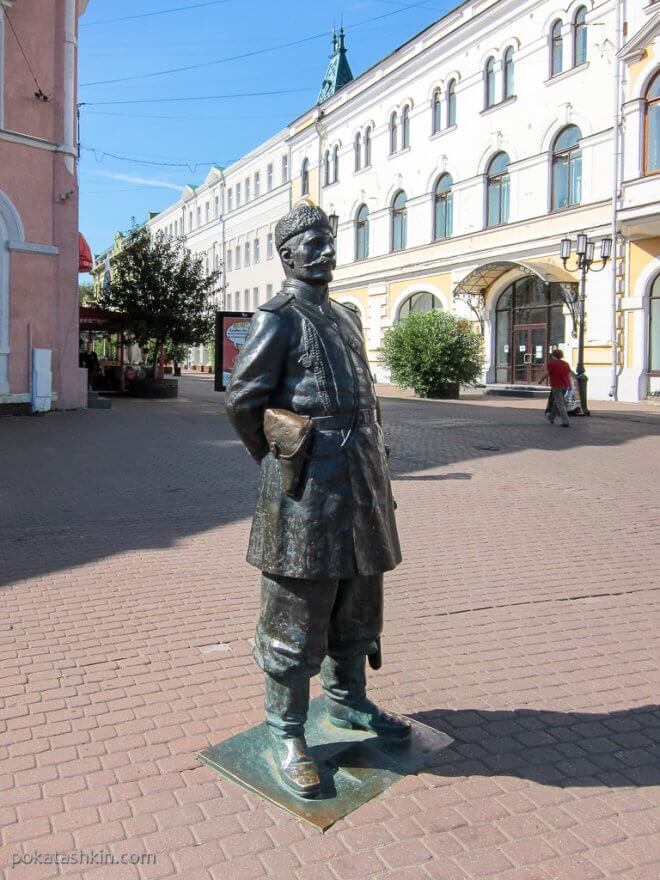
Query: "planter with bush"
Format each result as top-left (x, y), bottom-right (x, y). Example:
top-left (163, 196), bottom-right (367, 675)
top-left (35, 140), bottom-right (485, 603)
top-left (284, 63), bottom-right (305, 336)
top-left (381, 310), bottom-right (484, 399)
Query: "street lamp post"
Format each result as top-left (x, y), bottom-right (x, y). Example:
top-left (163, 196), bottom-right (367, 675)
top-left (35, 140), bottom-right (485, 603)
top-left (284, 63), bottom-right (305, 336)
top-left (560, 233), bottom-right (612, 416)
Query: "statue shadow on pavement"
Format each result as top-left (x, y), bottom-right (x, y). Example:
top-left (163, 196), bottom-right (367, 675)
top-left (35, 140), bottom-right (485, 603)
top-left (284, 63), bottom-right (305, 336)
top-left (410, 705), bottom-right (660, 790)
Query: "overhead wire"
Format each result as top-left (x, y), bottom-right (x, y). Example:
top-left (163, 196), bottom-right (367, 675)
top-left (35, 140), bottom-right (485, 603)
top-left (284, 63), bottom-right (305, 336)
top-left (4, 7), bottom-right (48, 99)
top-left (79, 87), bottom-right (315, 107)
top-left (80, 144), bottom-right (237, 172)
top-left (81, 0), bottom-right (233, 27)
top-left (80, 0), bottom-right (436, 88)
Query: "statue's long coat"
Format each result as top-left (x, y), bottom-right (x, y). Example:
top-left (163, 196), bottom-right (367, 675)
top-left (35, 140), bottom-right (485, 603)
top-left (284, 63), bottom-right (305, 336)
top-left (225, 280), bottom-right (401, 580)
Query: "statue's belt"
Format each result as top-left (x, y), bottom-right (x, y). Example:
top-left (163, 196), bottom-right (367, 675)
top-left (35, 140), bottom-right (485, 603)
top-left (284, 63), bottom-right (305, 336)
top-left (312, 409), bottom-right (378, 431)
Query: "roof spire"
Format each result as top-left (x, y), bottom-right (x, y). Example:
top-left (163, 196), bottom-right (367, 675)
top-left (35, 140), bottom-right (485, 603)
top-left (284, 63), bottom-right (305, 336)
top-left (317, 26), bottom-right (354, 105)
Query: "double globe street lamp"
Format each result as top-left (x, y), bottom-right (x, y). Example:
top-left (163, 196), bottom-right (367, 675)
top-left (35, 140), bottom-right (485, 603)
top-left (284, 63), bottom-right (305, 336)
top-left (560, 233), bottom-right (613, 417)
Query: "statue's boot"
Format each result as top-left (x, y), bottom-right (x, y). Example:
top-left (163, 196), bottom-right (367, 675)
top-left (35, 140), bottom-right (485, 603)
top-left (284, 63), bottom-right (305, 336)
top-left (321, 655), bottom-right (412, 738)
top-left (264, 675), bottom-right (321, 799)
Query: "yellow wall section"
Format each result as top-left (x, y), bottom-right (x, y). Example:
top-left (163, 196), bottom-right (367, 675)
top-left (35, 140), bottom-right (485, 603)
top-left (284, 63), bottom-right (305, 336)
top-left (629, 238), bottom-right (660, 294)
top-left (387, 273), bottom-right (453, 309)
top-left (628, 39), bottom-right (659, 94)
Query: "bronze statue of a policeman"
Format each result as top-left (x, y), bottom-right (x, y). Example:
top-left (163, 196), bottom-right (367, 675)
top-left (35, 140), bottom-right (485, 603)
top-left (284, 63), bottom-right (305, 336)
top-left (226, 203), bottom-right (410, 800)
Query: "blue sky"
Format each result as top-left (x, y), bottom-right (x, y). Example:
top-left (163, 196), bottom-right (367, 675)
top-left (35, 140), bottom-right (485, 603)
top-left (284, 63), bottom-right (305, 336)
top-left (78, 0), bottom-right (456, 257)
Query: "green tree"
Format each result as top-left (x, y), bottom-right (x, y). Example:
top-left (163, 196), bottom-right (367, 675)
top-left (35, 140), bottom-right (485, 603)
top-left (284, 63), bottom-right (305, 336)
top-left (381, 310), bottom-right (484, 398)
top-left (78, 283), bottom-right (96, 305)
top-left (98, 228), bottom-right (219, 368)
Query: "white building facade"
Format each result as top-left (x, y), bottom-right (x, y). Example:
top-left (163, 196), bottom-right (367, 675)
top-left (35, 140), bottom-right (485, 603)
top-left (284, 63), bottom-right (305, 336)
top-left (106, 0), bottom-right (660, 400)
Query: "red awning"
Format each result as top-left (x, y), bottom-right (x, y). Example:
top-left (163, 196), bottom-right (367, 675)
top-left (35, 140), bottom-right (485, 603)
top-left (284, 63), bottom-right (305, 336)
top-left (79, 232), bottom-right (93, 273)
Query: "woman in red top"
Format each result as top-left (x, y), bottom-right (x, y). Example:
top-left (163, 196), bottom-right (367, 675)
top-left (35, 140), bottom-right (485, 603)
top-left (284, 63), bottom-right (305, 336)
top-left (537, 349), bottom-right (577, 427)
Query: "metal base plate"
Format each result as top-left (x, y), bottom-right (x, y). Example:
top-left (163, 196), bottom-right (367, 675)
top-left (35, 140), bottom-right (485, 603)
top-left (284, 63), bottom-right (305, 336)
top-left (198, 697), bottom-right (453, 830)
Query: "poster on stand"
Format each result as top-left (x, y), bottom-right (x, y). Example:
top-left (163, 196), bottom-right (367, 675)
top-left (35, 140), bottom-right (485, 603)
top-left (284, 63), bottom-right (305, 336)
top-left (214, 311), bottom-right (253, 392)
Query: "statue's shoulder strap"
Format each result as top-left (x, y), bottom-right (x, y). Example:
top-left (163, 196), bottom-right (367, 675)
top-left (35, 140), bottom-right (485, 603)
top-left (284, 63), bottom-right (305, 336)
top-left (335, 300), bottom-right (363, 326)
top-left (259, 292), bottom-right (293, 313)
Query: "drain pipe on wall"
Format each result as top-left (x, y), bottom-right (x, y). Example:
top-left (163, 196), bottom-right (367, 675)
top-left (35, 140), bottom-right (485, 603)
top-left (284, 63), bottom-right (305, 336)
top-left (609, 0), bottom-right (624, 400)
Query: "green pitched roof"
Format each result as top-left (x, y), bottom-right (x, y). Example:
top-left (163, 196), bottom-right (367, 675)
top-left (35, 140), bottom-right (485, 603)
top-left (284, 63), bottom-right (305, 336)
top-left (317, 28), bottom-right (354, 104)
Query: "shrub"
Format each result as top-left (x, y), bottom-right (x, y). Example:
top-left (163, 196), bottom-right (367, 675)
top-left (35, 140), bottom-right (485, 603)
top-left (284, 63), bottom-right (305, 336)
top-left (381, 310), bottom-right (484, 398)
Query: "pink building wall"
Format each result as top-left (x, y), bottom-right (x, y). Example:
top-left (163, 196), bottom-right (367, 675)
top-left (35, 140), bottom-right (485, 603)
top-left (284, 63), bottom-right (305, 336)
top-left (0, 0), bottom-right (89, 411)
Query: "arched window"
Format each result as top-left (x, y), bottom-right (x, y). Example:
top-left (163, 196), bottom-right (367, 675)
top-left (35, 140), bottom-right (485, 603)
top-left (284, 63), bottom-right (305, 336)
top-left (354, 133), bottom-right (362, 172)
top-left (355, 204), bottom-right (369, 261)
top-left (433, 174), bottom-right (453, 240)
top-left (503, 47), bottom-right (514, 99)
top-left (552, 125), bottom-right (582, 210)
top-left (484, 57), bottom-right (496, 109)
top-left (364, 126), bottom-right (372, 166)
top-left (432, 89), bottom-right (442, 134)
top-left (447, 79), bottom-right (457, 127)
top-left (391, 190), bottom-right (407, 252)
top-left (402, 105), bottom-right (410, 149)
top-left (573, 6), bottom-right (587, 67)
top-left (650, 275), bottom-right (660, 374)
top-left (389, 111), bottom-right (398, 154)
top-left (323, 149), bottom-right (330, 187)
top-left (645, 71), bottom-right (660, 174)
top-left (301, 158), bottom-right (309, 195)
top-left (397, 292), bottom-right (442, 322)
top-left (551, 20), bottom-right (563, 77)
top-left (333, 145), bottom-right (339, 183)
top-left (487, 152), bottom-right (511, 227)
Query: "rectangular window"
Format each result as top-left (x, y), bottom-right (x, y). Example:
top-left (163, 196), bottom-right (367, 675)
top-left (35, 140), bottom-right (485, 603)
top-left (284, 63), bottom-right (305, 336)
top-left (245, 177), bottom-right (250, 202)
top-left (189, 211), bottom-right (193, 231)
top-left (267, 233), bottom-right (273, 260)
top-left (228, 188), bottom-right (233, 211)
top-left (244, 242), bottom-right (250, 266)
top-left (254, 172), bottom-right (260, 198)
top-left (236, 183), bottom-right (241, 207)
top-left (282, 154), bottom-right (289, 183)
top-left (244, 289), bottom-right (249, 310)
top-left (215, 195), bottom-right (219, 218)
top-left (254, 237), bottom-right (260, 263)
top-left (235, 245), bottom-right (241, 269)
top-left (266, 284), bottom-right (273, 301)
top-left (196, 207), bottom-right (201, 227)
top-left (205, 202), bottom-right (210, 224)
top-left (226, 292), bottom-right (232, 310)
top-left (253, 287), bottom-right (259, 309)
top-left (267, 163), bottom-right (273, 191)
top-left (227, 249), bottom-right (232, 271)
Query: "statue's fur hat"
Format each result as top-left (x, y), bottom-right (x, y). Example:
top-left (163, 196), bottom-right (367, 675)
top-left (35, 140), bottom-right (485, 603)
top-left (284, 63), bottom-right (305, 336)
top-left (274, 203), bottom-right (332, 252)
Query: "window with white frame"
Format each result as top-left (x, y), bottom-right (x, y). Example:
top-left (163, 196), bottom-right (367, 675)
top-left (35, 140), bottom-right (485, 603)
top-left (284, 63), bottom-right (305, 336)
top-left (267, 232), bottom-right (273, 259)
top-left (254, 237), bottom-right (260, 263)
top-left (550, 20), bottom-right (563, 77)
top-left (484, 57), bottom-right (496, 109)
top-left (189, 211), bottom-right (193, 231)
top-left (253, 287), bottom-right (259, 309)
top-left (254, 171), bottom-right (260, 198)
top-left (333, 145), bottom-right (339, 182)
top-left (364, 126), bottom-right (372, 166)
top-left (267, 163), bottom-right (273, 191)
top-left (227, 249), bottom-right (233, 271)
top-left (205, 202), bottom-right (210, 224)
top-left (354, 132), bottom-right (362, 172)
top-left (245, 241), bottom-right (250, 266)
top-left (197, 206), bottom-right (201, 226)
top-left (282, 154), bottom-right (289, 183)
top-left (236, 183), bottom-right (241, 206)
top-left (401, 105), bottom-right (410, 149)
top-left (266, 283), bottom-right (273, 300)
top-left (447, 80), bottom-right (457, 127)
top-left (503, 48), bottom-right (514, 100)
top-left (228, 188), bottom-right (233, 211)
top-left (573, 6), bottom-right (587, 67)
top-left (432, 89), bottom-right (442, 134)
top-left (235, 245), bottom-right (241, 269)
top-left (244, 289), bottom-right (249, 310)
top-left (389, 112), bottom-right (398, 154)
top-left (226, 291), bottom-right (233, 310)
top-left (301, 158), bottom-right (310, 195)
top-left (215, 195), bottom-right (219, 218)
top-left (245, 177), bottom-right (250, 202)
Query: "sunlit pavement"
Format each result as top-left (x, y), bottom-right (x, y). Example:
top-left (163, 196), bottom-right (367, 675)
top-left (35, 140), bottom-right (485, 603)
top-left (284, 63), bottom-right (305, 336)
top-left (1, 375), bottom-right (659, 880)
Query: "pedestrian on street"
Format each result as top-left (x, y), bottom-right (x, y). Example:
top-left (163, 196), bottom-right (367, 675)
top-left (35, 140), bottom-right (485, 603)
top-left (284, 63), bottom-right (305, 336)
top-left (537, 349), bottom-right (577, 427)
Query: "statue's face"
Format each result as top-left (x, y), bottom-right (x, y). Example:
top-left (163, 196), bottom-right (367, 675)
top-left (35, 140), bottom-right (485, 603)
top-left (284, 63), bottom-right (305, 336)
top-left (280, 226), bottom-right (336, 285)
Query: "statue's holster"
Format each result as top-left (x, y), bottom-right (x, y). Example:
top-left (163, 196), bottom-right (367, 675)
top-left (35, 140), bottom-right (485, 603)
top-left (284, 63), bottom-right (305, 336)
top-left (263, 408), bottom-right (314, 497)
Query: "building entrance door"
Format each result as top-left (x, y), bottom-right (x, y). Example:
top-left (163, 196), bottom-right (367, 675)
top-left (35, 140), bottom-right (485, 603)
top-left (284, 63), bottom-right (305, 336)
top-left (513, 325), bottom-right (547, 384)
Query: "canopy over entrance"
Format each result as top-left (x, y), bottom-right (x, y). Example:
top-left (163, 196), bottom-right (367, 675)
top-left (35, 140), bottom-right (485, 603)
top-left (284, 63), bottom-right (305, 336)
top-left (453, 260), bottom-right (575, 298)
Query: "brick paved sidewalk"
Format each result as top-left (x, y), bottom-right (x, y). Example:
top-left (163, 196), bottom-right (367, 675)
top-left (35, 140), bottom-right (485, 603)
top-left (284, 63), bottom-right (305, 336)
top-left (1, 380), bottom-right (659, 880)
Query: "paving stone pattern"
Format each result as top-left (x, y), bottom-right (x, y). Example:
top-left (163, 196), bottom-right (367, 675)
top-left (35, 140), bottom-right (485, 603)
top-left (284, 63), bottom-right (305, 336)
top-left (1, 380), bottom-right (659, 880)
